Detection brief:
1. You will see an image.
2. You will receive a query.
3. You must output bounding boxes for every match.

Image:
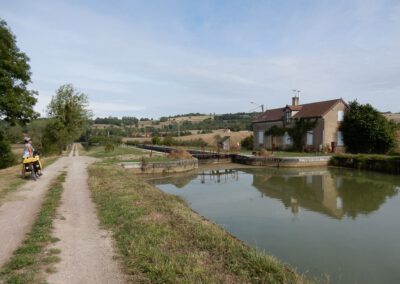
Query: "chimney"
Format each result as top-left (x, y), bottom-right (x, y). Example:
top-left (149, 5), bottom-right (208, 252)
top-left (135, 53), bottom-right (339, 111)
top-left (292, 96), bottom-right (299, 106)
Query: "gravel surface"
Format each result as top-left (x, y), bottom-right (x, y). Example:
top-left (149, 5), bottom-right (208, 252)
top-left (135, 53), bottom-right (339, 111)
top-left (47, 144), bottom-right (125, 284)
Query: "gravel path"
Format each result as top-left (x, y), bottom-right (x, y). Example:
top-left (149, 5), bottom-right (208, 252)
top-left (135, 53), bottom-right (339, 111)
top-left (47, 144), bottom-right (125, 284)
top-left (0, 155), bottom-right (69, 267)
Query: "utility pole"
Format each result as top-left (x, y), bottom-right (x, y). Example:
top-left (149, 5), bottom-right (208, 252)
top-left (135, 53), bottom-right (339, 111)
top-left (251, 102), bottom-right (265, 113)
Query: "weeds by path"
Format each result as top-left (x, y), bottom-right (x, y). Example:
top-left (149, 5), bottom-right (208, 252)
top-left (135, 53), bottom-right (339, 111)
top-left (0, 172), bottom-right (66, 283)
top-left (88, 165), bottom-right (312, 283)
top-left (0, 156), bottom-right (59, 204)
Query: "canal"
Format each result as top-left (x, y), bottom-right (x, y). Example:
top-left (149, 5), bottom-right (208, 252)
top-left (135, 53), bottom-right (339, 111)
top-left (151, 167), bottom-right (400, 283)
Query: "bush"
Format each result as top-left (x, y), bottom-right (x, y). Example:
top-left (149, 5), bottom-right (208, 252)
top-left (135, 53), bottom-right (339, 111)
top-left (241, 135), bottom-right (253, 150)
top-left (340, 101), bottom-right (397, 154)
top-left (168, 149), bottom-right (193, 160)
top-left (104, 142), bottom-right (115, 152)
top-left (0, 130), bottom-right (16, 169)
top-left (151, 136), bottom-right (161, 145)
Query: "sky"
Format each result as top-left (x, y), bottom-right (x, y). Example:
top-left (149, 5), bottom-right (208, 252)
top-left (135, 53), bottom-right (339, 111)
top-left (1, 0), bottom-right (400, 118)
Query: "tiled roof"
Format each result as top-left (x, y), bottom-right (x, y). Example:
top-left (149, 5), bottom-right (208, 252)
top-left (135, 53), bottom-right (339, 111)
top-left (254, 99), bottom-right (344, 123)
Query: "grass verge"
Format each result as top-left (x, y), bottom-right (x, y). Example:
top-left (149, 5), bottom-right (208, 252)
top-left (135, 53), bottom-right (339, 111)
top-left (88, 145), bottom-right (145, 159)
top-left (88, 165), bottom-right (311, 283)
top-left (0, 156), bottom-right (59, 204)
top-left (0, 172), bottom-right (66, 283)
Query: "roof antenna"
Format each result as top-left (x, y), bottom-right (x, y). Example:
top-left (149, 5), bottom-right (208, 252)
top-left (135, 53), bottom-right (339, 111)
top-left (292, 89), bottom-right (300, 98)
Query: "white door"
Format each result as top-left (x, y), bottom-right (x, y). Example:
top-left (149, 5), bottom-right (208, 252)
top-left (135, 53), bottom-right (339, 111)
top-left (306, 131), bottom-right (313, 146)
top-left (258, 131), bottom-right (264, 145)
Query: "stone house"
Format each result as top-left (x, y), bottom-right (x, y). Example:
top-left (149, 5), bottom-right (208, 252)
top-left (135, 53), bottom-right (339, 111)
top-left (252, 97), bottom-right (348, 152)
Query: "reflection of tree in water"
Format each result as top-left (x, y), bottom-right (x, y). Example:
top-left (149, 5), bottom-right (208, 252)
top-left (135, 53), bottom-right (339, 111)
top-left (334, 174), bottom-right (399, 219)
top-left (250, 168), bottom-right (400, 219)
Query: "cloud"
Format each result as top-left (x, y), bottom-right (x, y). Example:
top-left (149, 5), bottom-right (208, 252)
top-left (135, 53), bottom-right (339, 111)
top-left (1, 0), bottom-right (400, 118)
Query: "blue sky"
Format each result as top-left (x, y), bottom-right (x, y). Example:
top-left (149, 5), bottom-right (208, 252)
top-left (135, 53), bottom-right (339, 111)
top-left (1, 0), bottom-right (400, 118)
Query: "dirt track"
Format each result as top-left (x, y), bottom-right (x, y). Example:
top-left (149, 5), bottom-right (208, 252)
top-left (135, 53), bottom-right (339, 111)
top-left (0, 144), bottom-right (125, 283)
top-left (47, 144), bottom-right (125, 283)
top-left (0, 154), bottom-right (68, 267)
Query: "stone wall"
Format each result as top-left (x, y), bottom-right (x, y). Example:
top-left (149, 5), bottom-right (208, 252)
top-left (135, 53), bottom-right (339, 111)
top-left (232, 154), bottom-right (330, 167)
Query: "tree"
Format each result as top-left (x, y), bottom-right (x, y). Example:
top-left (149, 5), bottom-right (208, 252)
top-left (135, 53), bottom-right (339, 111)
top-left (0, 19), bottom-right (38, 124)
top-left (0, 19), bottom-right (38, 168)
top-left (340, 101), bottom-right (397, 154)
top-left (0, 129), bottom-right (15, 168)
top-left (241, 135), bottom-right (253, 150)
top-left (287, 118), bottom-right (317, 151)
top-left (266, 125), bottom-right (285, 152)
top-left (46, 84), bottom-right (92, 153)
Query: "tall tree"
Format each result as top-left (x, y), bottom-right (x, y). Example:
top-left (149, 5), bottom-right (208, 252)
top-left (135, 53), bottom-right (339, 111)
top-left (0, 19), bottom-right (38, 124)
top-left (340, 101), bottom-right (397, 154)
top-left (0, 19), bottom-right (38, 168)
top-left (45, 84), bottom-right (91, 152)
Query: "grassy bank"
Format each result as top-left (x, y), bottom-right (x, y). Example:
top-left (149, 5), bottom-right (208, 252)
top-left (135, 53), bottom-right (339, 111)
top-left (330, 154), bottom-right (400, 174)
top-left (88, 165), bottom-right (311, 283)
top-left (0, 173), bottom-right (66, 283)
top-left (88, 145), bottom-right (146, 159)
top-left (0, 156), bottom-right (59, 203)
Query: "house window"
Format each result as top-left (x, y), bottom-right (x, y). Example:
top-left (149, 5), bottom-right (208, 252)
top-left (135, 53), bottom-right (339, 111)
top-left (284, 132), bottom-right (292, 145)
top-left (285, 111), bottom-right (291, 123)
top-left (337, 131), bottom-right (344, 146)
top-left (306, 131), bottom-right (313, 145)
top-left (338, 110), bottom-right (344, 122)
top-left (258, 131), bottom-right (264, 145)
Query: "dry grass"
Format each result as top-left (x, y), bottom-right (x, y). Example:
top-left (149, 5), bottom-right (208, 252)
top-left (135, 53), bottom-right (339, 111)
top-left (0, 156), bottom-right (59, 203)
top-left (176, 130), bottom-right (252, 147)
top-left (168, 149), bottom-right (193, 160)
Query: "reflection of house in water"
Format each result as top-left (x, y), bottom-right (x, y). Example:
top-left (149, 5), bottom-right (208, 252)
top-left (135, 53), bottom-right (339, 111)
top-left (251, 169), bottom-right (345, 219)
top-left (199, 169), bottom-right (239, 184)
top-left (249, 168), bottom-right (399, 219)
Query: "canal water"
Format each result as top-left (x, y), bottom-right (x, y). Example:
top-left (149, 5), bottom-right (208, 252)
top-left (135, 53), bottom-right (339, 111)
top-left (151, 167), bottom-right (400, 284)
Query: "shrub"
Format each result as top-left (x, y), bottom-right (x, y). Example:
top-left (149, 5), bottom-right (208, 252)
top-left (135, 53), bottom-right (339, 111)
top-left (168, 149), bottom-right (193, 160)
top-left (151, 136), bottom-right (161, 145)
top-left (340, 101), bottom-right (397, 154)
top-left (0, 130), bottom-right (16, 169)
top-left (241, 135), bottom-right (253, 150)
top-left (104, 142), bottom-right (115, 152)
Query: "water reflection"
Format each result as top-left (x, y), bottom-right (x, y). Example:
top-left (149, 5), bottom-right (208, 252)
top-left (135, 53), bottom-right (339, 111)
top-left (152, 167), bottom-right (400, 283)
top-left (153, 168), bottom-right (399, 219)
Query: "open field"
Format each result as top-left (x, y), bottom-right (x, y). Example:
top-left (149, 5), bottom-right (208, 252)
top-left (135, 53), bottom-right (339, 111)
top-left (175, 129), bottom-right (252, 146)
top-left (122, 129), bottom-right (253, 147)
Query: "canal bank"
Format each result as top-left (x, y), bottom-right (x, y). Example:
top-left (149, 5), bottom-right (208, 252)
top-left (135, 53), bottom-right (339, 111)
top-left (88, 164), bottom-right (312, 283)
top-left (330, 154), bottom-right (400, 174)
top-left (136, 144), bottom-right (331, 167)
top-left (153, 166), bottom-right (400, 284)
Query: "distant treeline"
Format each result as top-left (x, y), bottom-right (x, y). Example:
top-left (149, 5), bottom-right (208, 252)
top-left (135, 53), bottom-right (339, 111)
top-left (93, 112), bottom-right (261, 132)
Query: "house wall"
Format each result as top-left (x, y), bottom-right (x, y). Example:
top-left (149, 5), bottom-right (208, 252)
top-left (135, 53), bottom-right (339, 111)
top-left (253, 121), bottom-right (284, 150)
top-left (306, 119), bottom-right (324, 151)
top-left (323, 102), bottom-right (347, 153)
